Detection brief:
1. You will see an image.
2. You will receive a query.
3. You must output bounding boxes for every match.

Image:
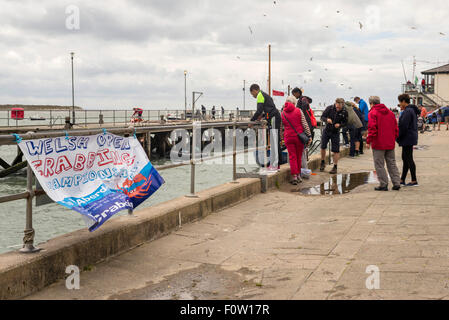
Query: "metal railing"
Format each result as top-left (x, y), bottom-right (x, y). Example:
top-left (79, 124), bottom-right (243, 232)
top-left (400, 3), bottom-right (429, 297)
top-left (0, 120), bottom-right (269, 253)
top-left (0, 109), bottom-right (257, 128)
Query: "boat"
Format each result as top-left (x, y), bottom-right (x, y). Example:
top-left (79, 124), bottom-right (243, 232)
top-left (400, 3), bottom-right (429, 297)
top-left (30, 116), bottom-right (46, 121)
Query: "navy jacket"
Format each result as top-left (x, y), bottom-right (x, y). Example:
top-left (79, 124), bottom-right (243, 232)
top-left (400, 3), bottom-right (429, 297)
top-left (397, 104), bottom-right (419, 147)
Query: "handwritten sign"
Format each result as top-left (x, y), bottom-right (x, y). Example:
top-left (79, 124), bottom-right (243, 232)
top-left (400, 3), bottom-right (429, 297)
top-left (18, 133), bottom-right (165, 231)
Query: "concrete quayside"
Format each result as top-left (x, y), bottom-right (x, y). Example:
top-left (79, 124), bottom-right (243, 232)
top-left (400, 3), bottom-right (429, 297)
top-left (1, 130), bottom-right (448, 300)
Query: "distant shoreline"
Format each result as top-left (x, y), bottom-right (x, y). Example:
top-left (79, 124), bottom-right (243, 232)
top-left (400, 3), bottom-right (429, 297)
top-left (0, 105), bottom-right (83, 111)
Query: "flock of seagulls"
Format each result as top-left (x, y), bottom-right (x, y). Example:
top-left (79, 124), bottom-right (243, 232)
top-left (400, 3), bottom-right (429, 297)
top-left (242, 5), bottom-right (446, 91)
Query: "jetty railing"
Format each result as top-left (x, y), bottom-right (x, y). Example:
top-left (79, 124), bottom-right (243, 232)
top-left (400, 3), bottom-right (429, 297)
top-left (0, 109), bottom-right (257, 128)
top-left (0, 121), bottom-right (269, 254)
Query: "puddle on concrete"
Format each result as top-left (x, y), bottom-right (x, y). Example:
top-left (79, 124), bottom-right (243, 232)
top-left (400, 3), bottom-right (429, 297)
top-left (299, 171), bottom-right (377, 195)
top-left (414, 145), bottom-right (430, 151)
top-left (108, 264), bottom-right (259, 300)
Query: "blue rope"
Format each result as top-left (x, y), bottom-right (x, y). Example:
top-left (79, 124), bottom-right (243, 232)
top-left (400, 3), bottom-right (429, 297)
top-left (133, 129), bottom-right (137, 139)
top-left (103, 128), bottom-right (107, 135)
top-left (65, 131), bottom-right (69, 140)
top-left (12, 134), bottom-right (22, 144)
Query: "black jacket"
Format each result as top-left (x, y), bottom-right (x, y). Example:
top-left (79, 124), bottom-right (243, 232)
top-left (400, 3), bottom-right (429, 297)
top-left (397, 104), bottom-right (419, 147)
top-left (353, 107), bottom-right (366, 130)
top-left (321, 104), bottom-right (348, 134)
top-left (251, 91), bottom-right (280, 122)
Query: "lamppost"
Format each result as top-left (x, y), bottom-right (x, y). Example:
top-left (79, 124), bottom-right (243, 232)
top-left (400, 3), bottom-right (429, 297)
top-left (184, 70), bottom-right (187, 120)
top-left (70, 52), bottom-right (75, 124)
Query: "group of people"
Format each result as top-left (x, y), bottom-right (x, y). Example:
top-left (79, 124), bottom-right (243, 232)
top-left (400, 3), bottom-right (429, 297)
top-left (200, 105), bottom-right (226, 120)
top-left (421, 106), bottom-right (449, 131)
top-left (249, 83), bottom-right (420, 190)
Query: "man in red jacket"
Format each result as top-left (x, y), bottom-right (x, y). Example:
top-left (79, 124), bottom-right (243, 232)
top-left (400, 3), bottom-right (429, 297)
top-left (366, 96), bottom-right (401, 191)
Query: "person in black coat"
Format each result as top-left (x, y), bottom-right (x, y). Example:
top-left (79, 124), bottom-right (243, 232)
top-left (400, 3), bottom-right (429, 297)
top-left (397, 94), bottom-right (419, 187)
top-left (350, 103), bottom-right (366, 157)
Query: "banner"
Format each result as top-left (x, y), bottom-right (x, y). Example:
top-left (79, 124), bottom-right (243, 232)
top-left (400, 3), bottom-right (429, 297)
top-left (272, 90), bottom-right (285, 97)
top-left (18, 132), bottom-right (165, 231)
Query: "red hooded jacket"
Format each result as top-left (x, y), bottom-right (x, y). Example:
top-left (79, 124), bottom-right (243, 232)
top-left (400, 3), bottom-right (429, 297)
top-left (281, 102), bottom-right (305, 140)
top-left (366, 104), bottom-right (398, 150)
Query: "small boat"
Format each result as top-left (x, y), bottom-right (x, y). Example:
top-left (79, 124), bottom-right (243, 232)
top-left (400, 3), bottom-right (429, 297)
top-left (30, 116), bottom-right (46, 121)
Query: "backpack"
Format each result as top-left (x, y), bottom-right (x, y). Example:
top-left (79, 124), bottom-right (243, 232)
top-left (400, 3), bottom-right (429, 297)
top-left (306, 108), bottom-right (317, 128)
top-left (344, 104), bottom-right (363, 129)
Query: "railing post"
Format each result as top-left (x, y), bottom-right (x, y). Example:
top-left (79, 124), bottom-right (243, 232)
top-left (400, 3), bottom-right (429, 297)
top-left (113, 110), bottom-right (116, 126)
top-left (261, 123), bottom-right (267, 170)
top-left (49, 110), bottom-right (52, 128)
top-left (186, 122), bottom-right (199, 198)
top-left (20, 158), bottom-right (41, 253)
top-left (232, 122), bottom-right (238, 183)
top-left (146, 131), bottom-right (152, 160)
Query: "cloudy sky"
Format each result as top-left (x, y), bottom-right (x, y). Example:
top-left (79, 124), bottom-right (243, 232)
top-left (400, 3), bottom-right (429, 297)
top-left (0, 0), bottom-right (448, 110)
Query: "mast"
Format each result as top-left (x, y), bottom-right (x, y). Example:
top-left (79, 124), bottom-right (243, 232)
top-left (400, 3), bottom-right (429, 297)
top-left (268, 44), bottom-right (271, 95)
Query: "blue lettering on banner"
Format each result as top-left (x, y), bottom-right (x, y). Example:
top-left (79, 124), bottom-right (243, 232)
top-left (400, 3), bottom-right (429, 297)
top-left (21, 133), bottom-right (165, 232)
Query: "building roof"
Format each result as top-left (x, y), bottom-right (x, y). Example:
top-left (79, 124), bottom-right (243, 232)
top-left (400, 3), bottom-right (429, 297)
top-left (422, 64), bottom-right (449, 75)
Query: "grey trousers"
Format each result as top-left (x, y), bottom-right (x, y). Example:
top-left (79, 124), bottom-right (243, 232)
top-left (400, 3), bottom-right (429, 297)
top-left (372, 149), bottom-right (401, 187)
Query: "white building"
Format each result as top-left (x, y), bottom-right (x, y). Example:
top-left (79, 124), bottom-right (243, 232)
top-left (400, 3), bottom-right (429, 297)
top-left (403, 63), bottom-right (449, 110)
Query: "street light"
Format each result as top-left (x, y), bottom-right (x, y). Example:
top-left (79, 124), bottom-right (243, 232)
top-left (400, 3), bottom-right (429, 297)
top-left (184, 70), bottom-right (187, 120)
top-left (70, 52), bottom-right (75, 125)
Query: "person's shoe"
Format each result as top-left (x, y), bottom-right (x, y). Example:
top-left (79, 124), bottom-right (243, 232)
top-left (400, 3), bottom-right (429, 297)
top-left (406, 182), bottom-right (419, 187)
top-left (375, 186), bottom-right (389, 191)
top-left (355, 151), bottom-right (360, 157)
top-left (400, 181), bottom-right (406, 186)
top-left (329, 166), bottom-right (338, 174)
top-left (291, 175), bottom-right (298, 185)
top-left (320, 161), bottom-right (326, 172)
top-left (359, 151), bottom-right (364, 155)
top-left (296, 175), bottom-right (303, 184)
top-left (392, 185), bottom-right (401, 191)
top-left (345, 144), bottom-right (350, 148)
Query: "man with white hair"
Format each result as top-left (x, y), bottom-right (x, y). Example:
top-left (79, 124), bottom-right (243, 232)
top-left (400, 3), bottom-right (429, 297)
top-left (366, 96), bottom-right (401, 191)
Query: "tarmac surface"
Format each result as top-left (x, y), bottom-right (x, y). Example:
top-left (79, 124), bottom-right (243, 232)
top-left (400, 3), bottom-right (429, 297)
top-left (26, 130), bottom-right (449, 300)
